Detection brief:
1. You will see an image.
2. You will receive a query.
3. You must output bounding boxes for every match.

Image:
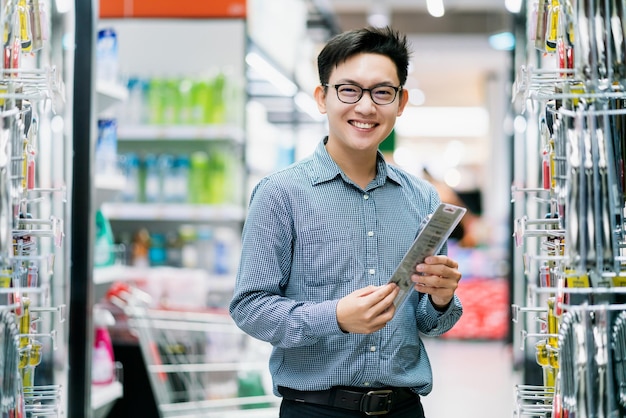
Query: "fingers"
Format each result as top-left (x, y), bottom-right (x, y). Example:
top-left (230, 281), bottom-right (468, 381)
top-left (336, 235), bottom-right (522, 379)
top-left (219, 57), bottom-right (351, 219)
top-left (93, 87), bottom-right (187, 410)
top-left (337, 284), bottom-right (398, 334)
top-left (416, 256), bottom-right (461, 279)
top-left (364, 284), bottom-right (398, 312)
top-left (422, 255), bottom-right (458, 269)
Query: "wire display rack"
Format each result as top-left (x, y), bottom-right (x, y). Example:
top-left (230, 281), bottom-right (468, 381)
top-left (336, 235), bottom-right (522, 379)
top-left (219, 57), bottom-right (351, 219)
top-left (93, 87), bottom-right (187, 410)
top-left (108, 283), bottom-right (280, 418)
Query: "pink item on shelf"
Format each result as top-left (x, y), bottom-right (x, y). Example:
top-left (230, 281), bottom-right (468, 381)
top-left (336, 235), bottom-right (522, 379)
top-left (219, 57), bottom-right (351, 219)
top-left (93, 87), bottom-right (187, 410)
top-left (92, 307), bottom-right (116, 385)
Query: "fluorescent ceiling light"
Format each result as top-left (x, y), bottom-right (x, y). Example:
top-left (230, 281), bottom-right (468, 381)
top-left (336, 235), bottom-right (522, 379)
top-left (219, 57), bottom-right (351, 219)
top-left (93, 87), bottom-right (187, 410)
top-left (246, 52), bottom-right (298, 96)
top-left (368, 13), bottom-right (390, 28)
top-left (367, 2), bottom-right (390, 28)
top-left (55, 0), bottom-right (72, 13)
top-left (505, 0), bottom-right (522, 13)
top-left (444, 168), bottom-right (462, 187)
top-left (295, 92), bottom-right (325, 122)
top-left (426, 0), bottom-right (445, 17)
top-left (395, 106), bottom-right (489, 137)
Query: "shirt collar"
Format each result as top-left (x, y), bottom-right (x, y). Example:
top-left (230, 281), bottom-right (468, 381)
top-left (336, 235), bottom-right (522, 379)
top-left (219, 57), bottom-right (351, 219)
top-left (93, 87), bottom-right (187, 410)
top-left (309, 137), bottom-right (403, 187)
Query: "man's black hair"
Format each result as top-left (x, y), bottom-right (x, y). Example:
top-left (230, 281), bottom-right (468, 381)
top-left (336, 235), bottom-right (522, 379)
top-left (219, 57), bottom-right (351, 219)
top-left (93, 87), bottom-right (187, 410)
top-left (317, 26), bottom-right (411, 87)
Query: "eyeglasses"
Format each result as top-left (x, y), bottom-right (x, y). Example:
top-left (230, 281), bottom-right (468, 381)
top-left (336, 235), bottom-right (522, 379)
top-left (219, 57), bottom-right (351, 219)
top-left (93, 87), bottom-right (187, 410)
top-left (323, 83), bottom-right (402, 105)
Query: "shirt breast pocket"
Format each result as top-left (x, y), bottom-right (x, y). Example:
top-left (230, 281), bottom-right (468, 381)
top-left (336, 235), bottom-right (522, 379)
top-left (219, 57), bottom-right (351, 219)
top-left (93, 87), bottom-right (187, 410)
top-left (297, 227), bottom-right (357, 288)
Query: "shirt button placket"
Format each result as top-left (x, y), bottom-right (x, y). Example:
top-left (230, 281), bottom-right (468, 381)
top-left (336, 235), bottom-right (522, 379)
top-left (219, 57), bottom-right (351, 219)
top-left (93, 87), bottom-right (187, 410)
top-left (363, 193), bottom-right (377, 284)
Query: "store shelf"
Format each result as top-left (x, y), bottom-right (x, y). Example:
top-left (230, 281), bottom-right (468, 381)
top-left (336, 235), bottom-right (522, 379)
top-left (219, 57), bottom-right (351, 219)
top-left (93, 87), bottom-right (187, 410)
top-left (94, 265), bottom-right (134, 285)
top-left (95, 174), bottom-right (126, 208)
top-left (96, 81), bottom-right (128, 113)
top-left (95, 174), bottom-right (125, 191)
top-left (101, 202), bottom-right (245, 222)
top-left (94, 265), bottom-right (235, 286)
top-left (117, 124), bottom-right (245, 143)
top-left (91, 380), bottom-right (123, 418)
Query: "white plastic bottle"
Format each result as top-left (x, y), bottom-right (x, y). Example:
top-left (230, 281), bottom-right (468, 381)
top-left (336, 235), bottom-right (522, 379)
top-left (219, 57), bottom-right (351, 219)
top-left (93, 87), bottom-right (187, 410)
top-left (213, 227), bottom-right (240, 275)
top-left (195, 226), bottom-right (214, 271)
top-left (144, 154), bottom-right (160, 203)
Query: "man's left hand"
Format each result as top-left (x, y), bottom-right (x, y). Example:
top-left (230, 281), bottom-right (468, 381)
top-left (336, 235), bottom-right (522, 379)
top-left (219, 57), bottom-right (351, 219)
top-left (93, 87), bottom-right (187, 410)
top-left (411, 255), bottom-right (461, 309)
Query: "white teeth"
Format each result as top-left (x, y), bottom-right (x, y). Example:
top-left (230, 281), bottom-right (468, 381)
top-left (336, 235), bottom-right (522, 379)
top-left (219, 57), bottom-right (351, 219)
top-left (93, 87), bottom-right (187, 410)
top-left (352, 121), bottom-right (375, 129)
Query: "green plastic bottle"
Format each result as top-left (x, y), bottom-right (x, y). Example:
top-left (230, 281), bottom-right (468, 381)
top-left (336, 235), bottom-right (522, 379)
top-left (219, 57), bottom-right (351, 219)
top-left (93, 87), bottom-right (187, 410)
top-left (237, 370), bottom-right (271, 409)
top-left (189, 151), bottom-right (210, 204)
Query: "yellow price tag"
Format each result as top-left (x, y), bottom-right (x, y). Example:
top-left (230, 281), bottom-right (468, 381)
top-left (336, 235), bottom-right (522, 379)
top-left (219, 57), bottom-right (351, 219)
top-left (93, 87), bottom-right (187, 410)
top-left (612, 274), bottom-right (626, 287)
top-left (565, 270), bottom-right (590, 288)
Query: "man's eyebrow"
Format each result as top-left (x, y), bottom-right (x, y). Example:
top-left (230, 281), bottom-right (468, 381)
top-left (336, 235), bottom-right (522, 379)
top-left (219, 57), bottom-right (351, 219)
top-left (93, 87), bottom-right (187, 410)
top-left (331, 79), bottom-right (397, 87)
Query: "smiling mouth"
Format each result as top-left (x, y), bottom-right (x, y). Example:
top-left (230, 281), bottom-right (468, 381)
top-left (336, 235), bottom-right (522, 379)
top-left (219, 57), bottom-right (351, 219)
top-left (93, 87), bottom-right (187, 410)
top-left (350, 121), bottom-right (377, 129)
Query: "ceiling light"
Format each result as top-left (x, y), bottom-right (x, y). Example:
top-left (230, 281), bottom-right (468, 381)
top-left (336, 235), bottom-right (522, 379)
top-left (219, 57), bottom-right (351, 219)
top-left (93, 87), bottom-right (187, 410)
top-left (246, 52), bottom-right (298, 96)
top-left (505, 0), bottom-right (523, 13)
top-left (426, 0), bottom-right (445, 18)
top-left (55, 0), bottom-right (71, 13)
top-left (489, 32), bottom-right (515, 50)
top-left (444, 168), bottom-right (461, 188)
top-left (294, 92), bottom-right (325, 122)
top-left (408, 88), bottom-right (425, 106)
top-left (367, 2), bottom-right (390, 28)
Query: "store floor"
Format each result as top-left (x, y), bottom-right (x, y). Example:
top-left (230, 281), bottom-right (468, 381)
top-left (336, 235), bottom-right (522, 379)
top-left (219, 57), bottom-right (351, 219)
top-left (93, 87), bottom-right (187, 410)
top-left (421, 338), bottom-right (521, 418)
top-left (102, 337), bottom-right (521, 418)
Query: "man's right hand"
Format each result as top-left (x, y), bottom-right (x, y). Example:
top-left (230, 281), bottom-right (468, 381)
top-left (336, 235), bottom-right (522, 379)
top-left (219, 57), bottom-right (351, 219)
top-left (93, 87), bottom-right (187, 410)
top-left (336, 283), bottom-right (399, 334)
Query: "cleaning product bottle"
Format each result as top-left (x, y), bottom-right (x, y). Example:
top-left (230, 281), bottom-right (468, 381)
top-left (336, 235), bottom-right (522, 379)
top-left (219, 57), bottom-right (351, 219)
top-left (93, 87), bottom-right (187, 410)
top-left (94, 209), bottom-right (115, 267)
top-left (92, 306), bottom-right (116, 385)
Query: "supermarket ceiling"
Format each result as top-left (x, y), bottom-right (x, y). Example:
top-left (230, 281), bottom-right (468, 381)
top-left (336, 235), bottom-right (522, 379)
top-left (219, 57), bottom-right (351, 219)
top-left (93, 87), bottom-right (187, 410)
top-left (310, 0), bottom-right (515, 110)
top-left (316, 0), bottom-right (516, 185)
top-left (323, 0), bottom-right (512, 36)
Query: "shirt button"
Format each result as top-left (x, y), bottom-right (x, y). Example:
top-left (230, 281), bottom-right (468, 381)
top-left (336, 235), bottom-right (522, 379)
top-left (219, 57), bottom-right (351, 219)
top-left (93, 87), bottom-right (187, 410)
top-left (364, 382), bottom-right (371, 386)
top-left (367, 231), bottom-right (374, 237)
top-left (369, 269), bottom-right (375, 275)
top-left (370, 346), bottom-right (377, 352)
top-left (363, 194), bottom-right (369, 200)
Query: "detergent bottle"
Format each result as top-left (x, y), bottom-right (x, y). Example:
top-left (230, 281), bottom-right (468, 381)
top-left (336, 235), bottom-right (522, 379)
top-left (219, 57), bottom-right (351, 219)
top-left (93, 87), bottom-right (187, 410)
top-left (92, 306), bottom-right (116, 385)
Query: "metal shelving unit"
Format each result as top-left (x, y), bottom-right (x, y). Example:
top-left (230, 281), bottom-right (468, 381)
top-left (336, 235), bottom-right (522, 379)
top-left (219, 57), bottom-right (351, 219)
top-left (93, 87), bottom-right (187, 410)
top-left (0, 0), bottom-right (79, 417)
top-left (511, 0), bottom-right (626, 416)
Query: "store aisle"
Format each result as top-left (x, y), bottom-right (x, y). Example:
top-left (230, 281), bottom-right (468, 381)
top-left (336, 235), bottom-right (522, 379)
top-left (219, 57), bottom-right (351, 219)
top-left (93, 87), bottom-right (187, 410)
top-left (421, 338), bottom-right (520, 418)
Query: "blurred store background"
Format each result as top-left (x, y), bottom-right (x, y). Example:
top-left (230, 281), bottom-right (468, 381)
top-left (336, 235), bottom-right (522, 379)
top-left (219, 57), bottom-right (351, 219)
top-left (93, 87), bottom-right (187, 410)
top-left (89, 0), bottom-right (523, 417)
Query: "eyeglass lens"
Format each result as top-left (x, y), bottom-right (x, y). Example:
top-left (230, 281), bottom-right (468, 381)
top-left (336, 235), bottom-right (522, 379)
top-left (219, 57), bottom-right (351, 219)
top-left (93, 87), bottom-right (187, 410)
top-left (336, 84), bottom-right (398, 105)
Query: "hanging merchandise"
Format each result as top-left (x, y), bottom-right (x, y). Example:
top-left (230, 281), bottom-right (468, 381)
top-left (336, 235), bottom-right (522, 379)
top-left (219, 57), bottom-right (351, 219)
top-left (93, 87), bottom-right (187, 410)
top-left (0, 1), bottom-right (69, 415)
top-left (511, 0), bottom-right (626, 416)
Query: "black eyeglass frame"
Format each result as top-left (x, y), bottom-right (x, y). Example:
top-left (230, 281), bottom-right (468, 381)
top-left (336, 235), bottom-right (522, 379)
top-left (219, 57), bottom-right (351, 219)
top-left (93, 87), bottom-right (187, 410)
top-left (323, 83), bottom-right (403, 105)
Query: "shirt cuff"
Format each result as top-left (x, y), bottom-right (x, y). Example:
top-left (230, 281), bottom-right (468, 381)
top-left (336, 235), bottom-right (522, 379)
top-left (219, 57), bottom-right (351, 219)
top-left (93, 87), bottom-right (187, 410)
top-left (429, 295), bottom-right (452, 312)
top-left (427, 294), bottom-right (459, 316)
top-left (306, 299), bottom-right (344, 336)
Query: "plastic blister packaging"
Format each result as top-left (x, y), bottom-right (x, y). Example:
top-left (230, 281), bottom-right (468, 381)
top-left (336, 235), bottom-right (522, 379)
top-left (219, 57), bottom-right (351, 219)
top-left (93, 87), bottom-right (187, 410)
top-left (388, 203), bottom-right (467, 308)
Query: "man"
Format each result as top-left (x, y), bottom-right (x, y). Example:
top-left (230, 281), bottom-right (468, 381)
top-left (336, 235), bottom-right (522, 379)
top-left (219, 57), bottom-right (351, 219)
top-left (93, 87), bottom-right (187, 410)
top-left (230, 26), bottom-right (463, 417)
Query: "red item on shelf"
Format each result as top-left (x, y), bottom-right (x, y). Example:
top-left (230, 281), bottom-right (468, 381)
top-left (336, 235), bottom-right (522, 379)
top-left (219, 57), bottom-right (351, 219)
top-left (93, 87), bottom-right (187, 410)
top-left (441, 276), bottom-right (510, 340)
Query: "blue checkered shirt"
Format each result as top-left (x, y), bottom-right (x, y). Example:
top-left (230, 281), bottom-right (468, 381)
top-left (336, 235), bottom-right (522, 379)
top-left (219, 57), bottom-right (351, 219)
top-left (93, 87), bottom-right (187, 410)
top-left (230, 138), bottom-right (463, 396)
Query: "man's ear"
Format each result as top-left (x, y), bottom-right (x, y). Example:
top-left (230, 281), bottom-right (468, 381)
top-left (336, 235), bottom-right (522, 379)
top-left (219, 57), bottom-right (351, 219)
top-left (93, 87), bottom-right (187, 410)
top-left (397, 88), bottom-right (409, 117)
top-left (314, 85), bottom-right (328, 114)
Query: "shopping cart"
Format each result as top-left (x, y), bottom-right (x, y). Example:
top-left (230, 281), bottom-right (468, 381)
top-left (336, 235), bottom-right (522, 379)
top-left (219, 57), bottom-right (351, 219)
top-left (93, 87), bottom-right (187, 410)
top-left (107, 282), bottom-right (280, 418)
